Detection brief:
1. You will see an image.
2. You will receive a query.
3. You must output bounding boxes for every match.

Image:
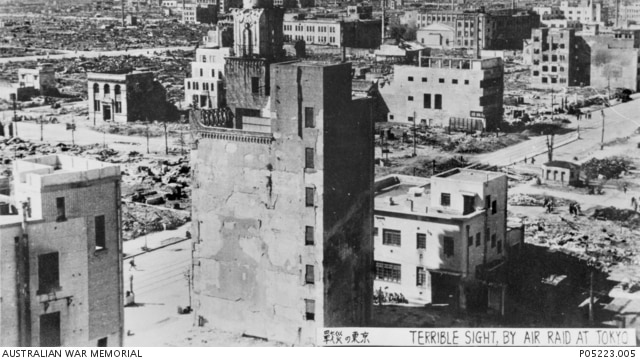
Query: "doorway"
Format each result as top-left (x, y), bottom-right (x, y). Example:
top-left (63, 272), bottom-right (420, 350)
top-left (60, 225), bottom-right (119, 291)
top-left (40, 312), bottom-right (61, 347)
top-left (103, 104), bottom-right (112, 121)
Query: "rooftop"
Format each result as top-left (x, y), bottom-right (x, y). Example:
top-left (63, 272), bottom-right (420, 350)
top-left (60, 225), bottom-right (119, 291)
top-left (14, 154), bottom-right (120, 189)
top-left (434, 168), bottom-right (504, 183)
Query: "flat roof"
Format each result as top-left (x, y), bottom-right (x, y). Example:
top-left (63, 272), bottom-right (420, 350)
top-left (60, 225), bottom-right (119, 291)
top-left (435, 168), bottom-right (504, 182)
top-left (14, 154), bottom-right (120, 189)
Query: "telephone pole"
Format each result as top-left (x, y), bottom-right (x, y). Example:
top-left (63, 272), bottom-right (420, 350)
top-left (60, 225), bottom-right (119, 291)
top-left (600, 109), bottom-right (605, 150)
top-left (146, 118), bottom-right (150, 154)
top-left (412, 111), bottom-right (417, 157)
top-left (164, 120), bottom-right (168, 155)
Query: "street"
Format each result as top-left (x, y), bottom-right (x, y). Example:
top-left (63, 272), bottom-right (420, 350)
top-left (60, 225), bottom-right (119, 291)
top-left (123, 239), bottom-right (192, 346)
top-left (474, 98), bottom-right (640, 167)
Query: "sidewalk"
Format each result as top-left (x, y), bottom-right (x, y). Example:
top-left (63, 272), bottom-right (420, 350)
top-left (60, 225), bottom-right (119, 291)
top-left (123, 221), bottom-right (192, 259)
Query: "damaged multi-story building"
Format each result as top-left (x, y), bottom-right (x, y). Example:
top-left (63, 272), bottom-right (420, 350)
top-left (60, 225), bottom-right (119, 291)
top-left (87, 71), bottom-right (170, 123)
top-left (378, 56), bottom-right (504, 131)
top-left (184, 29), bottom-right (233, 109)
top-left (373, 169), bottom-right (522, 312)
top-left (415, 8), bottom-right (540, 51)
top-left (528, 28), bottom-right (591, 89)
top-left (15, 63), bottom-right (57, 101)
top-left (189, 0), bottom-right (374, 346)
top-left (0, 155), bottom-right (123, 346)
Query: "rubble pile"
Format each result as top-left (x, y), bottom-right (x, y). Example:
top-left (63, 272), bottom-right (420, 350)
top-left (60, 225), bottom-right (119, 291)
top-left (0, 17), bottom-right (201, 52)
top-left (508, 193), bottom-right (572, 207)
top-left (121, 201), bottom-right (190, 240)
top-left (525, 214), bottom-right (640, 271)
top-left (0, 137), bottom-right (193, 241)
top-left (592, 207), bottom-right (640, 229)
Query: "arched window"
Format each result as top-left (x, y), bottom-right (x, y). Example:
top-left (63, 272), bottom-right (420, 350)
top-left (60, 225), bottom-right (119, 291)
top-left (114, 85), bottom-right (121, 95)
top-left (104, 84), bottom-right (110, 94)
top-left (93, 83), bottom-right (100, 94)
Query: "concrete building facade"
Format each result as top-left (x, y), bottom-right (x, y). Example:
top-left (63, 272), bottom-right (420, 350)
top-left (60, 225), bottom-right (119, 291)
top-left (87, 71), bottom-right (168, 123)
top-left (17, 64), bottom-right (55, 92)
top-left (0, 155), bottom-right (123, 347)
top-left (283, 17), bottom-right (382, 49)
top-left (190, 0), bottom-right (374, 346)
top-left (616, 1), bottom-right (640, 28)
top-left (529, 28), bottom-right (590, 89)
top-left (559, 0), bottom-right (606, 25)
top-left (373, 169), bottom-right (510, 311)
top-left (416, 9), bottom-right (540, 50)
top-left (182, 4), bottom-right (218, 24)
top-left (185, 47), bottom-right (233, 109)
top-left (584, 29), bottom-right (640, 91)
top-left (379, 57), bottom-right (504, 131)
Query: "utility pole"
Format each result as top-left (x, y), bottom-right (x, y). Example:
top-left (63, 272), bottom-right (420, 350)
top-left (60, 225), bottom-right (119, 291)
top-left (180, 131), bottom-right (185, 157)
top-left (10, 93), bottom-right (18, 137)
top-left (412, 111), bottom-right (416, 157)
top-left (146, 118), bottom-right (150, 154)
top-left (589, 268), bottom-right (595, 325)
top-left (164, 120), bottom-right (168, 155)
top-left (600, 109), bottom-right (605, 150)
top-left (39, 116), bottom-right (43, 141)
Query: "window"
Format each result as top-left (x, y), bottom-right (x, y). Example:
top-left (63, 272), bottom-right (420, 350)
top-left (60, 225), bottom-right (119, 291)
top-left (40, 312), bottom-right (60, 347)
top-left (492, 200), bottom-right (497, 214)
top-left (491, 233), bottom-right (496, 248)
top-left (542, 65), bottom-right (548, 72)
top-left (408, 96), bottom-right (414, 101)
top-left (104, 84), bottom-right (110, 94)
top-left (251, 77), bottom-right (259, 94)
top-left (305, 299), bottom-right (315, 320)
top-left (56, 197), bottom-right (66, 221)
top-left (305, 148), bottom-right (314, 169)
top-left (497, 240), bottom-right (503, 254)
top-left (305, 265), bottom-right (314, 284)
top-left (443, 236), bottom-right (454, 257)
top-left (408, 76), bottom-right (414, 81)
top-left (304, 107), bottom-right (314, 128)
top-left (382, 229), bottom-right (401, 246)
top-left (422, 77), bottom-right (427, 82)
top-left (305, 226), bottom-right (314, 245)
top-left (375, 261), bottom-right (401, 283)
top-left (551, 66), bottom-right (557, 72)
top-left (97, 338), bottom-right (107, 347)
top-left (423, 93), bottom-right (431, 109)
top-left (38, 252), bottom-right (60, 294)
top-left (435, 94), bottom-right (442, 109)
top-left (416, 267), bottom-right (426, 287)
top-left (408, 116), bottom-right (414, 122)
top-left (533, 71), bottom-right (540, 76)
top-left (187, 81), bottom-right (191, 90)
top-left (417, 233), bottom-right (426, 249)
top-left (440, 193), bottom-right (450, 206)
top-left (452, 79), bottom-right (458, 84)
top-left (475, 232), bottom-right (481, 247)
top-left (199, 68), bottom-right (203, 77)
top-left (464, 80), bottom-right (469, 85)
top-left (439, 78), bottom-right (445, 83)
top-left (95, 215), bottom-right (106, 250)
top-left (305, 187), bottom-right (314, 207)
top-left (542, 77), bottom-right (548, 83)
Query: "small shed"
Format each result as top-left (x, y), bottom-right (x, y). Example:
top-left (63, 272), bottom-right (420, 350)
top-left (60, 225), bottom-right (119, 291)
top-left (541, 160), bottom-right (581, 186)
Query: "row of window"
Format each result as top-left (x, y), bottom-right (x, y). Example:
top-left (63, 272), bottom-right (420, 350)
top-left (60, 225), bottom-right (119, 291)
top-left (407, 76), bottom-right (471, 86)
top-left (93, 100), bottom-right (122, 114)
top-left (284, 25), bottom-right (337, 33)
top-left (374, 261), bottom-right (430, 287)
top-left (408, 93), bottom-right (442, 110)
top-left (540, 77), bottom-right (568, 84)
top-left (186, 81), bottom-right (217, 92)
top-left (92, 83), bottom-right (121, 95)
top-left (284, 35), bottom-right (337, 44)
top-left (378, 229), bottom-right (454, 257)
top-left (194, 68), bottom-right (223, 79)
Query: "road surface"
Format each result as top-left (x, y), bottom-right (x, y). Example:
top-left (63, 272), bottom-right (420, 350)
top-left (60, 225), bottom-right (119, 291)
top-left (474, 98), bottom-right (640, 167)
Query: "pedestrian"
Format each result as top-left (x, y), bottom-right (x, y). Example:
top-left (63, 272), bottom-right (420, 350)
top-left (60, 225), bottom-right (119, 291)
top-left (576, 203), bottom-right (582, 215)
top-left (623, 184), bottom-right (628, 194)
top-left (531, 156), bottom-right (536, 164)
top-left (129, 258), bottom-right (137, 271)
top-left (632, 197), bottom-right (637, 209)
top-left (524, 156), bottom-right (528, 164)
top-left (569, 203), bottom-right (574, 216)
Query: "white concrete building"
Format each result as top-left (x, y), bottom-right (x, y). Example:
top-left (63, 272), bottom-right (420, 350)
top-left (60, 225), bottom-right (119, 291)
top-left (560, 0), bottom-right (606, 25)
top-left (373, 169), bottom-right (517, 312)
top-left (184, 47), bottom-right (233, 109)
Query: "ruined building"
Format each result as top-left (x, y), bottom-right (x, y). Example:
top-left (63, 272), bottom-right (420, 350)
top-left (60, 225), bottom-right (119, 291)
top-left (528, 28), bottom-right (590, 89)
top-left (87, 71), bottom-right (170, 123)
top-left (184, 35), bottom-right (233, 109)
top-left (379, 57), bottom-right (504, 131)
top-left (0, 155), bottom-right (123, 346)
top-left (190, 0), bottom-right (374, 346)
top-left (373, 169), bottom-right (521, 312)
